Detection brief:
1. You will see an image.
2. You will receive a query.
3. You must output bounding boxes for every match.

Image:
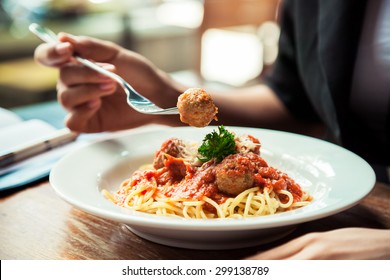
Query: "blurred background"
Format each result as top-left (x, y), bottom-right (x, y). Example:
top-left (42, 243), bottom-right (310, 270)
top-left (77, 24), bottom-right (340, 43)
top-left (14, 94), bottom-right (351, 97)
top-left (0, 0), bottom-right (280, 109)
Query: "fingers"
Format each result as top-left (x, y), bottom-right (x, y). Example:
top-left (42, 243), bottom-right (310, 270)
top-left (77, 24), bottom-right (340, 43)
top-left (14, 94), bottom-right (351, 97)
top-left (246, 233), bottom-right (318, 260)
top-left (60, 82), bottom-right (115, 133)
top-left (56, 62), bottom-right (118, 132)
top-left (57, 81), bottom-right (116, 110)
top-left (34, 41), bottom-right (73, 67)
top-left (34, 32), bottom-right (120, 68)
top-left (60, 62), bottom-right (116, 89)
top-left (57, 32), bottom-right (119, 62)
top-left (64, 98), bottom-right (102, 132)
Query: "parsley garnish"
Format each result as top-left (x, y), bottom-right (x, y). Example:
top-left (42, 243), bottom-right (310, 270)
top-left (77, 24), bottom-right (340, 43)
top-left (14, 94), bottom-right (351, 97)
top-left (198, 125), bottom-right (236, 163)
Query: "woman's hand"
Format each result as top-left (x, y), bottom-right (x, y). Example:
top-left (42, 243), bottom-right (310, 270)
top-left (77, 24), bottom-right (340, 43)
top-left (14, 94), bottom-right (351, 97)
top-left (247, 228), bottom-right (390, 260)
top-left (34, 33), bottom-right (184, 132)
top-left (33, 33), bottom-right (320, 134)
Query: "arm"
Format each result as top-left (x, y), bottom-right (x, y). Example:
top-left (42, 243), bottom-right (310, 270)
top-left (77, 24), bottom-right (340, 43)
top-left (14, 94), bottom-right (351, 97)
top-left (34, 32), bottom-right (322, 135)
top-left (209, 85), bottom-right (323, 136)
top-left (246, 228), bottom-right (390, 260)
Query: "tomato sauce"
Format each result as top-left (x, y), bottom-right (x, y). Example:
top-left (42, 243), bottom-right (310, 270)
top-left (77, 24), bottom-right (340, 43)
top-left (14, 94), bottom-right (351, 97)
top-left (137, 153), bottom-right (305, 205)
top-left (120, 134), bottom-right (307, 211)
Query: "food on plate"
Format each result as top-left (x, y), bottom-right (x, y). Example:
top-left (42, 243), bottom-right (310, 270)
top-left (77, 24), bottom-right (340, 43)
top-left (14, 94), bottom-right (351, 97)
top-left (104, 126), bottom-right (311, 219)
top-left (177, 88), bottom-right (218, 127)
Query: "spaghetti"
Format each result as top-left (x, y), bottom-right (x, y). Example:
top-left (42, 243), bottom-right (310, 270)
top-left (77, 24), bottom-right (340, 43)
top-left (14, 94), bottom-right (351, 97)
top-left (104, 129), bottom-right (311, 219)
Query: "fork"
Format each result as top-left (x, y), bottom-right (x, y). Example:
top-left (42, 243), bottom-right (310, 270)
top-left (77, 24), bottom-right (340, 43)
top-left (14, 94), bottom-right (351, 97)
top-left (29, 23), bottom-right (179, 115)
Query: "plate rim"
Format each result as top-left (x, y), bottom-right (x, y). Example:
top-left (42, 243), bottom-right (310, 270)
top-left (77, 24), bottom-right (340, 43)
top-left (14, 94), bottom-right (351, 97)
top-left (49, 125), bottom-right (376, 231)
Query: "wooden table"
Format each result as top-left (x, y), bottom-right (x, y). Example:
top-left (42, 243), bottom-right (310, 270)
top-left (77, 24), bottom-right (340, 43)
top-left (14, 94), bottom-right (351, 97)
top-left (1, 179), bottom-right (389, 260)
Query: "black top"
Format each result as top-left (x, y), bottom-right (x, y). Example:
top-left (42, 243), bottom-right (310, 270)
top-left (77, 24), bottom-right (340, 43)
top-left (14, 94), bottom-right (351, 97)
top-left (265, 0), bottom-right (389, 165)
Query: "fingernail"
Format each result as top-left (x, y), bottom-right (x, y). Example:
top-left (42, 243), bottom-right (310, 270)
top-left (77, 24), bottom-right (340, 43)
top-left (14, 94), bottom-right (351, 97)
top-left (58, 32), bottom-right (78, 43)
top-left (55, 42), bottom-right (72, 55)
top-left (101, 64), bottom-right (116, 71)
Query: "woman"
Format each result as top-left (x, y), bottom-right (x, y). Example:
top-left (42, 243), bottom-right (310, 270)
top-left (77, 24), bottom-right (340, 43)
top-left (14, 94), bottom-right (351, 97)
top-left (34, 0), bottom-right (390, 259)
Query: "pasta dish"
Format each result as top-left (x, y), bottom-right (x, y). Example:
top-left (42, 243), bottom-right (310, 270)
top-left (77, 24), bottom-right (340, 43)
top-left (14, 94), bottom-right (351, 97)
top-left (104, 126), bottom-right (311, 219)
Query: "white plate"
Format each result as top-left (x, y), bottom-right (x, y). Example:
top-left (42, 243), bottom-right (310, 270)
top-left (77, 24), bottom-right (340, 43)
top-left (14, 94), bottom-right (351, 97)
top-left (50, 126), bottom-right (376, 250)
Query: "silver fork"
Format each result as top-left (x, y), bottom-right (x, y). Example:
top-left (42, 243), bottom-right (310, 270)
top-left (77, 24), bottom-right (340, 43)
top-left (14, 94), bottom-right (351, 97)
top-left (29, 23), bottom-right (179, 115)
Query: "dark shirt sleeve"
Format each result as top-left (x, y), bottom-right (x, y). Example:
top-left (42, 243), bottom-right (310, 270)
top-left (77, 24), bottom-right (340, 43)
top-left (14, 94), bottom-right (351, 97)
top-left (264, 0), bottom-right (320, 122)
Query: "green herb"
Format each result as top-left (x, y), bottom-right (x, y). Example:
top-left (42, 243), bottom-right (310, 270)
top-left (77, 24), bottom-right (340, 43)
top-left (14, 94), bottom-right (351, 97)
top-left (198, 125), bottom-right (236, 163)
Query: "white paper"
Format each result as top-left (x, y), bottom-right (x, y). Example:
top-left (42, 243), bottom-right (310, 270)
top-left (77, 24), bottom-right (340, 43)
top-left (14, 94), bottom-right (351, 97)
top-left (0, 119), bottom-right (56, 153)
top-left (0, 107), bottom-right (22, 128)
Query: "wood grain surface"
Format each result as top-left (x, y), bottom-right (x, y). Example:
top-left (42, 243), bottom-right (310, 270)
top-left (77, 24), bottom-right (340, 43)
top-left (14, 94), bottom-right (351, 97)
top-left (0, 181), bottom-right (389, 260)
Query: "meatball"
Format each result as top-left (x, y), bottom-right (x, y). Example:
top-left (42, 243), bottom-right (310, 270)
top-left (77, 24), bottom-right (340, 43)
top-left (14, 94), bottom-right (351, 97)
top-left (153, 138), bottom-right (184, 169)
top-left (177, 88), bottom-right (218, 127)
top-left (214, 153), bottom-right (257, 196)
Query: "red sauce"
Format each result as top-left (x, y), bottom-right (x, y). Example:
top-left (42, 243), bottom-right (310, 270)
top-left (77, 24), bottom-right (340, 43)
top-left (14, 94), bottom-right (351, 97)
top-left (129, 154), bottom-right (305, 205)
top-left (119, 134), bottom-right (308, 213)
